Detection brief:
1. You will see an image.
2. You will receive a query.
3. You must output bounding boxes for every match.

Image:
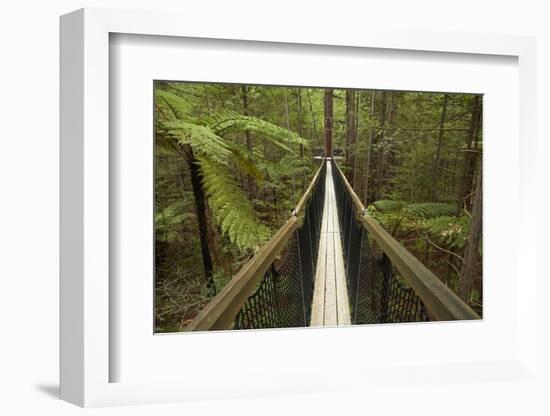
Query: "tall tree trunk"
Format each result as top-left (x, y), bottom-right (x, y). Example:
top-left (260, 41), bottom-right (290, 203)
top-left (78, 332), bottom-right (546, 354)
top-left (345, 89), bottom-right (357, 186)
top-left (456, 95), bottom-right (481, 215)
top-left (431, 94), bottom-right (449, 200)
top-left (306, 88), bottom-right (320, 156)
top-left (458, 166), bottom-right (482, 302)
top-left (324, 89), bottom-right (333, 157)
top-left (241, 85), bottom-right (256, 198)
top-left (186, 148), bottom-right (216, 295)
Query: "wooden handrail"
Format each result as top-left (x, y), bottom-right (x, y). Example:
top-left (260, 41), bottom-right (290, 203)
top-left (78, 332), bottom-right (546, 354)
top-left (187, 217), bottom-right (299, 331)
top-left (187, 159), bottom-right (326, 331)
top-left (332, 162), bottom-right (480, 321)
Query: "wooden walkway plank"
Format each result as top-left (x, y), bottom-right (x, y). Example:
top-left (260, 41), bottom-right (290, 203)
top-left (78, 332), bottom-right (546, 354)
top-left (323, 223), bottom-right (338, 326)
top-left (310, 160), bottom-right (351, 327)
top-left (333, 217), bottom-right (351, 325)
top-left (310, 223), bottom-right (327, 326)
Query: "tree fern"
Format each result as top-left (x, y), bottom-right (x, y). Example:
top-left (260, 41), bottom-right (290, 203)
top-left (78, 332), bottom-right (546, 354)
top-left (422, 215), bottom-right (470, 249)
top-left (198, 156), bottom-right (270, 250)
top-left (161, 120), bottom-right (232, 165)
top-left (255, 153), bottom-right (311, 183)
top-left (227, 144), bottom-right (265, 182)
top-left (404, 202), bottom-right (457, 219)
top-left (155, 89), bottom-right (193, 121)
top-left (156, 91), bottom-right (307, 252)
top-left (372, 200), bottom-right (405, 212)
top-left (204, 110), bottom-right (308, 154)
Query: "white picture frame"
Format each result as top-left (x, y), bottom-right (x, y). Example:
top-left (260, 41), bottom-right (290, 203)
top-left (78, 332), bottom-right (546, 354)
top-left (60, 7), bottom-right (537, 408)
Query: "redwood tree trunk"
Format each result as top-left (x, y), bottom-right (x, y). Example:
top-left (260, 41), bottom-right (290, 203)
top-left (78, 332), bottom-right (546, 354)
top-left (307, 88), bottom-right (320, 155)
top-left (324, 89), bottom-right (333, 157)
top-left (458, 166), bottom-right (482, 302)
top-left (186, 148), bottom-right (216, 295)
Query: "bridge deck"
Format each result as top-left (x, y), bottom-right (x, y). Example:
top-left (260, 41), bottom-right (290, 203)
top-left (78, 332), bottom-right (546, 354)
top-left (310, 161), bottom-right (351, 326)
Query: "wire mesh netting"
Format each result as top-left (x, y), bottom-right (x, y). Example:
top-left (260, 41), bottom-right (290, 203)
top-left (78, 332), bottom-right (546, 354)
top-left (332, 163), bottom-right (429, 324)
top-left (234, 162), bottom-right (327, 329)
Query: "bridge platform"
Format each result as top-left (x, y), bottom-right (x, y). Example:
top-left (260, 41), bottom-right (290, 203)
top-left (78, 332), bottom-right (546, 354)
top-left (310, 161), bottom-right (351, 327)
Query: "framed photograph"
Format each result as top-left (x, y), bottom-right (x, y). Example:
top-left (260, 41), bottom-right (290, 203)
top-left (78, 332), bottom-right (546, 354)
top-left (60, 8), bottom-right (537, 407)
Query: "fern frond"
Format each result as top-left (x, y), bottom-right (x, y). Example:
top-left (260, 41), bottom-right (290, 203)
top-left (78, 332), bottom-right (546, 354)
top-left (373, 200), bottom-right (406, 212)
top-left (229, 147), bottom-right (265, 182)
top-left (155, 201), bottom-right (197, 242)
top-left (155, 89), bottom-right (193, 121)
top-left (161, 120), bottom-right (232, 165)
top-left (404, 202), bottom-right (457, 219)
top-left (256, 154), bottom-right (308, 181)
top-left (155, 201), bottom-right (186, 226)
top-left (204, 110), bottom-right (308, 154)
top-left (198, 156), bottom-right (271, 250)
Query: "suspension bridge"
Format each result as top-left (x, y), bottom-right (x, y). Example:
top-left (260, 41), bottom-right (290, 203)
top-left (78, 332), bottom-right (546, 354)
top-left (187, 157), bottom-right (479, 331)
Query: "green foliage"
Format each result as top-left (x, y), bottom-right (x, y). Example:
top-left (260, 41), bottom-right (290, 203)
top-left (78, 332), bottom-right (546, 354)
top-left (256, 155), bottom-right (301, 180)
top-left (156, 90), bottom-right (308, 252)
top-left (371, 200), bottom-right (455, 218)
top-left (422, 215), bottom-right (471, 249)
top-left (404, 202), bottom-right (457, 219)
top-left (368, 200), bottom-right (462, 244)
top-left (372, 199), bottom-right (405, 212)
top-left (155, 89), bottom-right (193, 121)
top-left (155, 200), bottom-right (186, 226)
top-left (199, 156), bottom-right (271, 250)
top-left (229, 146), bottom-right (265, 182)
top-left (366, 204), bottom-right (416, 237)
top-left (155, 201), bottom-right (196, 242)
top-left (369, 200), bottom-right (456, 222)
top-left (162, 119), bottom-right (232, 164)
top-left (203, 110), bottom-right (308, 154)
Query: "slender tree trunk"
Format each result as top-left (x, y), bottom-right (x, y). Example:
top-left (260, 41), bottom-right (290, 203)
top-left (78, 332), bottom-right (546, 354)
top-left (345, 89), bottom-right (357, 185)
top-left (241, 85), bottom-right (256, 198)
top-left (456, 95), bottom-right (481, 215)
top-left (186, 148), bottom-right (216, 295)
top-left (324, 89), bottom-right (333, 157)
top-left (467, 107), bottom-right (483, 209)
top-left (431, 94), bottom-right (449, 200)
top-left (307, 88), bottom-right (320, 156)
top-left (458, 166), bottom-right (482, 302)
